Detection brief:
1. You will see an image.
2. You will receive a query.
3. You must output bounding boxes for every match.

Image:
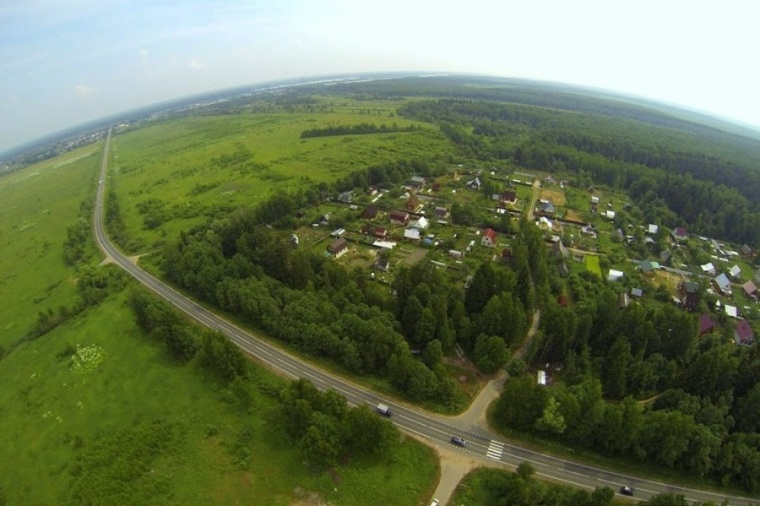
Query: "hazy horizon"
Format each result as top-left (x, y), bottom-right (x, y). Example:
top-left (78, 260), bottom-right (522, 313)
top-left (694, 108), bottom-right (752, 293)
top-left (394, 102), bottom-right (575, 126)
top-left (2, 0), bottom-right (759, 154)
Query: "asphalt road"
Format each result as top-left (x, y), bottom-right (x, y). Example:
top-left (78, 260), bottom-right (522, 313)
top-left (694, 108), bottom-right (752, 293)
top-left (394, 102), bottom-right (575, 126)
top-left (93, 131), bottom-right (757, 506)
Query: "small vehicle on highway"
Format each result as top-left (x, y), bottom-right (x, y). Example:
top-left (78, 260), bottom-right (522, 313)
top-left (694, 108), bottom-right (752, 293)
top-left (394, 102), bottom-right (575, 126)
top-left (619, 486), bottom-right (635, 496)
top-left (450, 436), bottom-right (467, 447)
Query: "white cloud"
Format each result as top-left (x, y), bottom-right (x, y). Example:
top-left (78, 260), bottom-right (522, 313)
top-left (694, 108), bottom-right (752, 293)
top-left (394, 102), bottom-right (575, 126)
top-left (188, 57), bottom-right (206, 71)
top-left (73, 84), bottom-right (97, 96)
top-left (138, 48), bottom-right (149, 59)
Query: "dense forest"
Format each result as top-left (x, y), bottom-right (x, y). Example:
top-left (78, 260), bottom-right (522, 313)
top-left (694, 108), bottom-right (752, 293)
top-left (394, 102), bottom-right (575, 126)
top-left (300, 122), bottom-right (419, 138)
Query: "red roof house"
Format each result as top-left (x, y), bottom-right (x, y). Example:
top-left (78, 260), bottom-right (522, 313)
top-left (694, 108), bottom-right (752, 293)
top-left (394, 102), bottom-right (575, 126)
top-left (699, 314), bottom-right (716, 335)
top-left (671, 227), bottom-right (688, 241)
top-left (361, 206), bottom-right (379, 219)
top-left (481, 228), bottom-right (497, 247)
top-left (734, 320), bottom-right (756, 346)
top-left (389, 211), bottom-right (410, 225)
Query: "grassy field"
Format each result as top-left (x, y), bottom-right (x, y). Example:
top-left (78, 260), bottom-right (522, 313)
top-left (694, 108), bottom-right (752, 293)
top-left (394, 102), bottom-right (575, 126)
top-left (110, 103), bottom-right (453, 252)
top-left (0, 145), bottom-right (100, 347)
top-left (0, 291), bottom-right (439, 506)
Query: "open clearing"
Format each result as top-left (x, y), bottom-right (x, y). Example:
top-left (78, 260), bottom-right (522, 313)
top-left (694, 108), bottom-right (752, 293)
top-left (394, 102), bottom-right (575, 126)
top-left (539, 189), bottom-right (566, 206)
top-left (564, 209), bottom-right (584, 222)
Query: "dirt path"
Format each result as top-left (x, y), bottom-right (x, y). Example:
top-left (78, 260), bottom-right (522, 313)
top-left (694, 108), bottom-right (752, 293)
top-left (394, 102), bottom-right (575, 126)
top-left (427, 368), bottom-right (519, 505)
top-left (526, 179), bottom-right (541, 220)
top-left (426, 308), bottom-right (542, 503)
top-left (515, 309), bottom-right (541, 360)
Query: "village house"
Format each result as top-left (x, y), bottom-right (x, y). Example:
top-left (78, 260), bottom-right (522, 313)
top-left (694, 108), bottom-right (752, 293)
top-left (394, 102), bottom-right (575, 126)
top-left (660, 249), bottom-right (672, 263)
top-left (408, 176), bottom-right (426, 189)
top-left (756, 268), bottom-right (760, 284)
top-left (701, 262), bottom-right (716, 276)
top-left (405, 195), bottom-right (423, 213)
top-left (671, 227), bottom-right (688, 242)
top-left (466, 177), bottom-right (482, 190)
top-left (499, 190), bottom-right (517, 205)
top-left (638, 260), bottom-right (660, 277)
top-left (481, 228), bottom-right (497, 247)
top-left (734, 320), bottom-right (756, 346)
top-left (373, 227), bottom-right (388, 239)
top-left (715, 273), bottom-right (732, 295)
top-left (678, 281), bottom-right (700, 311)
top-left (536, 201), bottom-right (555, 217)
top-left (361, 205), bottom-right (379, 219)
top-left (618, 293), bottom-right (631, 309)
top-left (403, 228), bottom-right (421, 242)
top-left (501, 247), bottom-right (513, 264)
top-left (607, 269), bottom-right (624, 282)
top-left (581, 225), bottom-right (596, 237)
top-left (699, 314), bottom-right (716, 335)
top-left (338, 191), bottom-right (353, 203)
top-left (434, 207), bottom-right (449, 220)
top-left (729, 265), bottom-right (742, 279)
top-left (740, 244), bottom-right (753, 257)
top-left (552, 240), bottom-right (569, 258)
top-left (389, 211), bottom-right (410, 225)
top-left (410, 216), bottom-right (429, 230)
top-left (743, 280), bottom-right (758, 298)
top-left (631, 288), bottom-right (643, 298)
top-left (647, 224), bottom-right (659, 235)
top-left (327, 238), bottom-right (348, 259)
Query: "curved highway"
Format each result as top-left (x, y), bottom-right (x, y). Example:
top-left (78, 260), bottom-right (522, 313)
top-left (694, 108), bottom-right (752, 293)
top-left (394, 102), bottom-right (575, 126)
top-left (93, 131), bottom-right (755, 506)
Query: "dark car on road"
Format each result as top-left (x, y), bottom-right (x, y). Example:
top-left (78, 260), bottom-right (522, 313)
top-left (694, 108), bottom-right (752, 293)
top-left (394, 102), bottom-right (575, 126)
top-left (450, 436), bottom-right (466, 447)
top-left (619, 486), bottom-right (635, 496)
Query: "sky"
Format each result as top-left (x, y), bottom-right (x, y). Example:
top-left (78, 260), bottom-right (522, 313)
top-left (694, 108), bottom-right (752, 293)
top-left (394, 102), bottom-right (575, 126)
top-left (1, 0), bottom-right (759, 154)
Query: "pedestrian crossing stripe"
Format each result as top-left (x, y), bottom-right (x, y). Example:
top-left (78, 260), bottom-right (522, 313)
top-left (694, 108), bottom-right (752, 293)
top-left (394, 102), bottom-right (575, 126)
top-left (487, 440), bottom-right (504, 461)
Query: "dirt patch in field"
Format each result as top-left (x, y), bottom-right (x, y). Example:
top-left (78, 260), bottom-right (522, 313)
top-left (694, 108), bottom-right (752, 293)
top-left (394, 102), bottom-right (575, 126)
top-left (652, 270), bottom-right (687, 292)
top-left (404, 248), bottom-right (428, 266)
top-left (539, 189), bottom-right (566, 206)
top-left (564, 209), bottom-right (584, 223)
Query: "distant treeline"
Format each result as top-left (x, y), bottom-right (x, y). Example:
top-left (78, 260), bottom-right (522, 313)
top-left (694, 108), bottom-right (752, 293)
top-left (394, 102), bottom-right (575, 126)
top-left (300, 122), bottom-right (419, 138)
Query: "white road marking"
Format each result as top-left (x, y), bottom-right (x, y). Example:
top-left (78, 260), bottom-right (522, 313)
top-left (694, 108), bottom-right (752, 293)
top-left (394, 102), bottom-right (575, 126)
top-left (486, 440), bottom-right (504, 461)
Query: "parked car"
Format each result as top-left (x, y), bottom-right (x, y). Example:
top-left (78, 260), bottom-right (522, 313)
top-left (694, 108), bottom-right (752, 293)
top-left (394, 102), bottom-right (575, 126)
top-left (450, 436), bottom-right (466, 447)
top-left (619, 486), bottom-right (635, 496)
top-left (429, 500), bottom-right (439, 506)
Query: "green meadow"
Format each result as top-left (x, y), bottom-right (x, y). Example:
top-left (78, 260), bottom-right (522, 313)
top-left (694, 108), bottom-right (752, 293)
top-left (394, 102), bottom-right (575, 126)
top-left (0, 146), bottom-right (100, 347)
top-left (110, 101), bottom-right (453, 252)
top-left (0, 291), bottom-right (438, 505)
